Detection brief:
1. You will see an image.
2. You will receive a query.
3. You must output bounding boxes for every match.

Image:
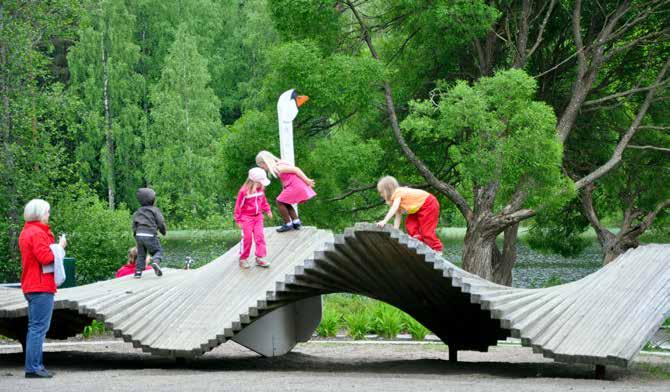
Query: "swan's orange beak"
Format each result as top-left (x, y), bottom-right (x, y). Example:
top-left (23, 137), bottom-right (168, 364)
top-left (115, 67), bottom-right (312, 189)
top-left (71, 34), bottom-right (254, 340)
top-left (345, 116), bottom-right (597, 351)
top-left (296, 95), bottom-right (309, 107)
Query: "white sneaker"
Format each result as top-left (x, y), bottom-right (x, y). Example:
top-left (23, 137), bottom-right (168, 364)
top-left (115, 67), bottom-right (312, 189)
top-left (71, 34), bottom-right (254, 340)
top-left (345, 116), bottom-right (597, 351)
top-left (239, 259), bottom-right (251, 269)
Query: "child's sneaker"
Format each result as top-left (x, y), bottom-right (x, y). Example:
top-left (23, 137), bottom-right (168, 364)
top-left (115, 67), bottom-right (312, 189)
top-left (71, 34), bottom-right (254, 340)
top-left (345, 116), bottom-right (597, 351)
top-left (150, 261), bottom-right (163, 276)
top-left (134, 271), bottom-right (142, 279)
top-left (239, 259), bottom-right (251, 269)
top-left (292, 220), bottom-right (301, 230)
top-left (276, 223), bottom-right (293, 233)
top-left (255, 257), bottom-right (270, 268)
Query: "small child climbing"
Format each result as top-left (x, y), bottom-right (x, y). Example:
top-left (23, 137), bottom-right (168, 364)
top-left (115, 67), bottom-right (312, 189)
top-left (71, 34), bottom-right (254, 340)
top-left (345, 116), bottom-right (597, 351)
top-left (255, 150), bottom-right (316, 233)
top-left (376, 176), bottom-right (443, 254)
top-left (234, 167), bottom-right (273, 268)
top-left (115, 247), bottom-right (152, 278)
top-left (132, 187), bottom-right (166, 278)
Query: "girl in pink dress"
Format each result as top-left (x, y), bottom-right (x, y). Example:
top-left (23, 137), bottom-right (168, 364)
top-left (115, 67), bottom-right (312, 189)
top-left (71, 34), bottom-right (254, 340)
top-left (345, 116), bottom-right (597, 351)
top-left (255, 150), bottom-right (316, 232)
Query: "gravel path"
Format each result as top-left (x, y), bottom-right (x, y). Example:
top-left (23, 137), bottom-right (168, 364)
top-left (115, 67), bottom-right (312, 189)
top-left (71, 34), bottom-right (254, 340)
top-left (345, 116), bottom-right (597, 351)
top-left (0, 339), bottom-right (668, 391)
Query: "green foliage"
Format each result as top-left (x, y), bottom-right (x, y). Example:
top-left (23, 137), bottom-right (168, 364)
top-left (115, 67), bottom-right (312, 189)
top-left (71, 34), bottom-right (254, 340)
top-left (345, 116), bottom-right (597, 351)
top-left (403, 69), bottom-right (569, 210)
top-left (344, 311), bottom-right (372, 340)
top-left (316, 308), bottom-right (341, 337)
top-left (268, 0), bottom-right (341, 52)
top-left (403, 314), bottom-right (430, 341)
top-left (82, 319), bottom-right (107, 338)
top-left (51, 186), bottom-right (133, 284)
top-left (372, 302), bottom-right (403, 339)
top-left (144, 26), bottom-right (224, 222)
top-left (68, 0), bottom-right (146, 208)
top-left (526, 198), bottom-right (591, 257)
top-left (541, 275), bottom-right (563, 288)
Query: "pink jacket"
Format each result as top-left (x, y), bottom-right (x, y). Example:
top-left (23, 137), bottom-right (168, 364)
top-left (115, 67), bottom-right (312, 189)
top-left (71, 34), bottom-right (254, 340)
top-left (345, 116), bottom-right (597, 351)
top-left (234, 186), bottom-right (271, 223)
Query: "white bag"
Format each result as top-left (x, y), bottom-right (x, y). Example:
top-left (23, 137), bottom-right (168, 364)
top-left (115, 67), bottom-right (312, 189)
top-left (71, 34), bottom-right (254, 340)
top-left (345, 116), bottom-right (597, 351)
top-left (46, 244), bottom-right (67, 287)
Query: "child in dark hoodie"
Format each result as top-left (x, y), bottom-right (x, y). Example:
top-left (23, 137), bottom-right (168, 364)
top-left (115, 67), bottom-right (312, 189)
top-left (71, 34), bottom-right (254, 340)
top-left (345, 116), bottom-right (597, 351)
top-left (132, 188), bottom-right (166, 278)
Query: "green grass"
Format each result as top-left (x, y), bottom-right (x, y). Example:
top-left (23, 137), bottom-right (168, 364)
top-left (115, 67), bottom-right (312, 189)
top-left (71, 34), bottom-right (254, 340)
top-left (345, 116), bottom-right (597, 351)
top-left (633, 362), bottom-right (670, 380)
top-left (319, 294), bottom-right (433, 340)
top-left (165, 229), bottom-right (239, 241)
top-left (82, 319), bottom-right (107, 338)
top-left (315, 308), bottom-right (341, 337)
top-left (372, 302), bottom-right (403, 339)
top-left (344, 311), bottom-right (372, 340)
top-left (403, 315), bottom-right (430, 341)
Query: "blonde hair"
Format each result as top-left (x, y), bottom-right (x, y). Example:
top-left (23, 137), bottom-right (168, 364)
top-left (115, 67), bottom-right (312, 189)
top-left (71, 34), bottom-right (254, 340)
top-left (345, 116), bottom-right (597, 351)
top-left (128, 247), bottom-right (138, 264)
top-left (23, 199), bottom-right (50, 223)
top-left (242, 178), bottom-right (261, 194)
top-left (255, 150), bottom-right (282, 178)
top-left (377, 176), bottom-right (399, 202)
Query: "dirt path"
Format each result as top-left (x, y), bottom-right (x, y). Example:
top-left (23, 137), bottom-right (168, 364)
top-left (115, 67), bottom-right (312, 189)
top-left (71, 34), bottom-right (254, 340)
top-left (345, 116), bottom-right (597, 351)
top-left (0, 339), bottom-right (668, 391)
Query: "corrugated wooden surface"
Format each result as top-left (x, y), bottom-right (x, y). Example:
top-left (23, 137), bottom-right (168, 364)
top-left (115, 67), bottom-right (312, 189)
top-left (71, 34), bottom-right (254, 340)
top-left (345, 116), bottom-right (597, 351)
top-left (1, 223), bottom-right (668, 367)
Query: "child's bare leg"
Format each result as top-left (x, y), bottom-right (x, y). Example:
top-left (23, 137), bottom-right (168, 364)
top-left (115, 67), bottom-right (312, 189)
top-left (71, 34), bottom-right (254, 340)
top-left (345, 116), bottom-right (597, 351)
top-left (286, 204), bottom-right (298, 220)
top-left (276, 201), bottom-right (292, 224)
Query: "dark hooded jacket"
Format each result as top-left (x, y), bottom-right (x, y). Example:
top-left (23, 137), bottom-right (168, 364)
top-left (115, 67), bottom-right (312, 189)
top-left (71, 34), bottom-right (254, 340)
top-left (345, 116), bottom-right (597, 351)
top-left (132, 188), bottom-right (167, 236)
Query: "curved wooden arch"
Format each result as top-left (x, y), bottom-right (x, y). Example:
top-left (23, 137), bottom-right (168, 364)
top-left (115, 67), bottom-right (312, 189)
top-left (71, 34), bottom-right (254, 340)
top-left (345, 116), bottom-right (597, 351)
top-left (1, 224), bottom-right (668, 368)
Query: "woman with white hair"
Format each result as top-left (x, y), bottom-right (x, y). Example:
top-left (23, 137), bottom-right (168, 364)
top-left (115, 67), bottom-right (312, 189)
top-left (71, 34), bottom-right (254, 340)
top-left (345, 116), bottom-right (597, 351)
top-left (18, 199), bottom-right (67, 379)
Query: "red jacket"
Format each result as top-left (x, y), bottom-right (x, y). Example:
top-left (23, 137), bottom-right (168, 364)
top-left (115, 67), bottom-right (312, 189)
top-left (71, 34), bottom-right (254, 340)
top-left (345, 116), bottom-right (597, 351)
top-left (19, 221), bottom-right (56, 294)
top-left (234, 186), bottom-right (271, 223)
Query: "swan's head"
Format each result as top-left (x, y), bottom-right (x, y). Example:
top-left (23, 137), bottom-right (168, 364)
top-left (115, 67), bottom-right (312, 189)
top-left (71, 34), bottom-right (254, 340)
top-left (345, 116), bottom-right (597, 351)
top-left (277, 89), bottom-right (309, 123)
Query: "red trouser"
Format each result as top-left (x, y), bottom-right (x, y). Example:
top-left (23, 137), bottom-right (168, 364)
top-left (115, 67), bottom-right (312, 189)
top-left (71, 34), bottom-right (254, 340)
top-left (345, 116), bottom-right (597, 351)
top-left (239, 214), bottom-right (267, 259)
top-left (405, 194), bottom-right (443, 252)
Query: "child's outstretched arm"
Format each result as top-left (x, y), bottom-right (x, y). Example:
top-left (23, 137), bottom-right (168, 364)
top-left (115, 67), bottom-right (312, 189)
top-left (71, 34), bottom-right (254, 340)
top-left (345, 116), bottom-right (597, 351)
top-left (277, 164), bottom-right (315, 187)
top-left (376, 198), bottom-right (402, 228)
top-left (261, 194), bottom-right (273, 219)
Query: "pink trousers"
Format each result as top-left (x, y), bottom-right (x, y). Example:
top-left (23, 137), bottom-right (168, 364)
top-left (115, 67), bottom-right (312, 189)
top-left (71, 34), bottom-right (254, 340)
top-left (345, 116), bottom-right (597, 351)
top-left (239, 214), bottom-right (266, 259)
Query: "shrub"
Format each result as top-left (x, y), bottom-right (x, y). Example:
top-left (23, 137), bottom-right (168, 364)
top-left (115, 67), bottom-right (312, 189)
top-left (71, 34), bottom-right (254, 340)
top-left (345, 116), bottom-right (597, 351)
top-left (404, 316), bottom-right (430, 341)
top-left (316, 308), bottom-right (341, 337)
top-left (0, 220), bottom-right (20, 282)
top-left (542, 275), bottom-right (563, 288)
top-left (51, 190), bottom-right (133, 284)
top-left (372, 302), bottom-right (403, 339)
top-left (344, 311), bottom-right (371, 340)
top-left (82, 320), bottom-right (107, 338)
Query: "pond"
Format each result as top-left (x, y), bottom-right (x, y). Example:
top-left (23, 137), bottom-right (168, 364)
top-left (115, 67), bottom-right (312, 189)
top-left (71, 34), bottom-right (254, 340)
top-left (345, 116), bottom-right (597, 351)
top-left (161, 229), bottom-right (603, 289)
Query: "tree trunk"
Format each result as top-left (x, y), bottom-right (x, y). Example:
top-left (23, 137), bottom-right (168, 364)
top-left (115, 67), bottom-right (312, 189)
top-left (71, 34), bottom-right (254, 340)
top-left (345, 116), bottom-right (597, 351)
top-left (102, 38), bottom-right (115, 209)
top-left (492, 223), bottom-right (518, 286)
top-left (602, 235), bottom-right (639, 265)
top-left (462, 228), bottom-right (499, 282)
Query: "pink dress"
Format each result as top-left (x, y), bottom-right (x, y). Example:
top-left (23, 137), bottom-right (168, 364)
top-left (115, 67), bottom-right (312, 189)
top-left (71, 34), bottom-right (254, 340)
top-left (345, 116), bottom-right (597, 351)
top-left (277, 172), bottom-right (316, 204)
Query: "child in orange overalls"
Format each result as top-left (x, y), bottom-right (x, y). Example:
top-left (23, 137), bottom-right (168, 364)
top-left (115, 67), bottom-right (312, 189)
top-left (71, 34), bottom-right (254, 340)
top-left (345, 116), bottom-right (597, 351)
top-left (376, 176), bottom-right (443, 253)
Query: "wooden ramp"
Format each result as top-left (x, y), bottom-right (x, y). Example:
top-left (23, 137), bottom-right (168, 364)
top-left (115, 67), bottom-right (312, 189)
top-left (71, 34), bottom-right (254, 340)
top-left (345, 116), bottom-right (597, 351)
top-left (0, 223), bottom-right (668, 368)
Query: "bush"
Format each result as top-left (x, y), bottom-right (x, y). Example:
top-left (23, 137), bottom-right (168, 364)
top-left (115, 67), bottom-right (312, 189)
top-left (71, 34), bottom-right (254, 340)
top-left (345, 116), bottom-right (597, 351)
top-left (344, 311), bottom-right (372, 340)
top-left (82, 320), bottom-right (107, 338)
top-left (404, 316), bottom-right (430, 341)
top-left (542, 275), bottom-right (563, 288)
top-left (316, 308), bottom-right (341, 337)
top-left (51, 189), bottom-right (133, 284)
top-left (0, 220), bottom-right (20, 282)
top-left (372, 302), bottom-right (403, 339)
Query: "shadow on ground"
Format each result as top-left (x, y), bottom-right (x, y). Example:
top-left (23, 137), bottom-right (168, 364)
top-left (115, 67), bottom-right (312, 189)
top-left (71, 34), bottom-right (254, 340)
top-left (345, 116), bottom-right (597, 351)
top-left (0, 349), bottom-right (632, 381)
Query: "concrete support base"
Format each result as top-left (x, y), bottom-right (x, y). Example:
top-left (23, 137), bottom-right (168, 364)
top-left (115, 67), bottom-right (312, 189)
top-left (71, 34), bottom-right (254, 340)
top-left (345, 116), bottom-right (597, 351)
top-left (595, 364), bottom-right (606, 379)
top-left (449, 346), bottom-right (458, 363)
top-left (232, 296), bottom-right (322, 357)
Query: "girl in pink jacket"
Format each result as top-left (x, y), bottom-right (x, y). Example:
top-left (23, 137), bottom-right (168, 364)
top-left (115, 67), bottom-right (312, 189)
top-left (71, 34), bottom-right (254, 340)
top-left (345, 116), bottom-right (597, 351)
top-left (234, 167), bottom-right (273, 268)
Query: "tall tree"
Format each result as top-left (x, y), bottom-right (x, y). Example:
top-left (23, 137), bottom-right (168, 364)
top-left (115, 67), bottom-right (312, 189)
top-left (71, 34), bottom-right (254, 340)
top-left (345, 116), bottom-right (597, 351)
top-left (68, 0), bottom-right (145, 209)
top-left (144, 26), bottom-right (224, 222)
top-left (0, 0), bottom-right (81, 277)
top-left (267, 0), bottom-right (669, 283)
